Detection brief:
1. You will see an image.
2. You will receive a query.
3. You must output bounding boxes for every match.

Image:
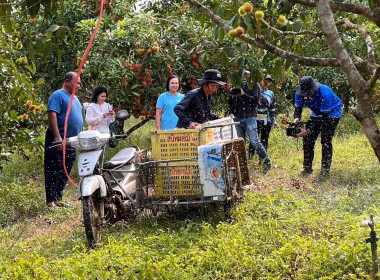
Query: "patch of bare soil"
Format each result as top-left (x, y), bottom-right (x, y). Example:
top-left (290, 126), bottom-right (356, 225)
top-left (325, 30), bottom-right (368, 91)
top-left (24, 196), bottom-right (82, 242)
top-left (244, 175), bottom-right (312, 194)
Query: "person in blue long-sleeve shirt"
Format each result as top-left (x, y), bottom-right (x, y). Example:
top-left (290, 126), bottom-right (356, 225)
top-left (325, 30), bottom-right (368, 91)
top-left (174, 69), bottom-right (225, 129)
top-left (293, 76), bottom-right (342, 180)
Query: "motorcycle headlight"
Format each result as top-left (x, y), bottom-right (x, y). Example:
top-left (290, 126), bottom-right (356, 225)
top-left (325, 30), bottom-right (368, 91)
top-left (79, 136), bottom-right (100, 149)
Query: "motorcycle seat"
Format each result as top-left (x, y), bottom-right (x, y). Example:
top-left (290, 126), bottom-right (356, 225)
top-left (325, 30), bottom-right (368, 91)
top-left (103, 147), bottom-right (137, 169)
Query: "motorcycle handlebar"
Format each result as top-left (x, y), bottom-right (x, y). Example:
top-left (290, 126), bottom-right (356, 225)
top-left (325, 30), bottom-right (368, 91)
top-left (51, 141), bottom-right (63, 147)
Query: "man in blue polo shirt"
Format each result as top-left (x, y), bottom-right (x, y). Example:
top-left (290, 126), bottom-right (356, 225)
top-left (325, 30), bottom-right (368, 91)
top-left (293, 76), bottom-right (342, 180)
top-left (44, 72), bottom-right (83, 208)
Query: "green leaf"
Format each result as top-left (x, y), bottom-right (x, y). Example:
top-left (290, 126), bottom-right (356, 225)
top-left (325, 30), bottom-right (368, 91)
top-left (36, 78), bottom-right (45, 86)
top-left (55, 26), bottom-right (66, 38)
top-left (65, 27), bottom-right (76, 46)
top-left (218, 28), bottom-right (225, 42)
top-left (4, 16), bottom-right (13, 33)
top-left (46, 24), bottom-right (60, 33)
top-left (28, 41), bottom-right (35, 62)
top-left (368, 0), bottom-right (375, 10)
top-left (129, 84), bottom-right (140, 90)
top-left (200, 14), bottom-right (206, 28)
top-left (41, 42), bottom-right (54, 64)
top-left (229, 72), bottom-right (242, 88)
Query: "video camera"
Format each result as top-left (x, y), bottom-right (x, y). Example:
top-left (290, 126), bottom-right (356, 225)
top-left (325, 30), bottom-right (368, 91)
top-left (281, 118), bottom-right (307, 137)
top-left (230, 88), bottom-right (242, 95)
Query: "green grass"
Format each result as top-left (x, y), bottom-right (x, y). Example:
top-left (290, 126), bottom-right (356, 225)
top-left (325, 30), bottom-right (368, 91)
top-left (0, 114), bottom-right (380, 279)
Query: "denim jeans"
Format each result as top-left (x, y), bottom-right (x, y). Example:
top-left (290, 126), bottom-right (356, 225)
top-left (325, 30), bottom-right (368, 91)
top-left (234, 116), bottom-right (270, 165)
top-left (249, 120), bottom-right (273, 158)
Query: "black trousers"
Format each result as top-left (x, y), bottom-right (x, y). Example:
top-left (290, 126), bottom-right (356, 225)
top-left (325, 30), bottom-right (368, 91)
top-left (303, 116), bottom-right (340, 173)
top-left (248, 120), bottom-right (272, 158)
top-left (44, 129), bottom-right (76, 203)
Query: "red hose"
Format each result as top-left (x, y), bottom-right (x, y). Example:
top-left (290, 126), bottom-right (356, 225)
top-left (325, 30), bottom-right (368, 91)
top-left (62, 0), bottom-right (105, 187)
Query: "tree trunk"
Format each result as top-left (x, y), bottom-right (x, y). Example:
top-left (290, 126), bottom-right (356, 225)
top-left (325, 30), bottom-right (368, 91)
top-left (353, 95), bottom-right (380, 163)
top-left (316, 0), bottom-right (380, 162)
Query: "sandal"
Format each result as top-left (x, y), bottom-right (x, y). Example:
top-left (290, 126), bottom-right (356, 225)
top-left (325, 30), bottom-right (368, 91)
top-left (46, 202), bottom-right (56, 207)
top-left (54, 201), bottom-right (70, 208)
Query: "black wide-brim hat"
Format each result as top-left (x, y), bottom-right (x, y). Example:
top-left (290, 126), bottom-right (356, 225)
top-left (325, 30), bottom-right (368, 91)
top-left (197, 69), bottom-right (226, 85)
top-left (296, 76), bottom-right (320, 97)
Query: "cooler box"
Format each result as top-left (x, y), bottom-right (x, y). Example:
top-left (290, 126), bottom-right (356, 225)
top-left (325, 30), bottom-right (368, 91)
top-left (198, 139), bottom-right (250, 198)
top-left (196, 116), bottom-right (238, 141)
top-left (198, 142), bottom-right (226, 197)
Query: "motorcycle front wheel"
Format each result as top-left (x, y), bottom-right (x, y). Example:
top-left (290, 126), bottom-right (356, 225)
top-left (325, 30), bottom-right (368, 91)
top-left (82, 193), bottom-right (102, 248)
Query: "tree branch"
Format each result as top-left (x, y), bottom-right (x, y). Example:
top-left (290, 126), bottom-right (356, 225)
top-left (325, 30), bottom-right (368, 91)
top-left (260, 19), bottom-right (325, 36)
top-left (185, 0), bottom-right (376, 74)
top-left (289, 0), bottom-right (380, 27)
top-left (342, 18), bottom-right (375, 62)
top-left (367, 66), bottom-right (380, 91)
top-left (316, 0), bottom-right (366, 94)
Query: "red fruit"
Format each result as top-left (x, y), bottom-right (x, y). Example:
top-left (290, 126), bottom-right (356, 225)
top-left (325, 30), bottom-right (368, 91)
top-left (99, 48), bottom-right (103, 53)
top-left (243, 3), bottom-right (253, 14)
top-left (121, 77), bottom-right (128, 86)
top-left (135, 42), bottom-right (141, 47)
top-left (235, 27), bottom-right (245, 36)
top-left (25, 102), bottom-right (32, 110)
top-left (30, 105), bottom-right (36, 111)
top-left (168, 57), bottom-right (174, 63)
top-left (35, 106), bottom-right (41, 112)
top-left (23, 114), bottom-right (29, 120)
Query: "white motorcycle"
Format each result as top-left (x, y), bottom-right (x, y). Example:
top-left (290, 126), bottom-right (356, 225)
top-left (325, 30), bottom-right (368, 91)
top-left (58, 111), bottom-right (250, 248)
top-left (61, 110), bottom-right (148, 247)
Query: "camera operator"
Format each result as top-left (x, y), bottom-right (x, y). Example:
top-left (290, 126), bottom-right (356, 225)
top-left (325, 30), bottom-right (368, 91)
top-left (293, 76), bottom-right (342, 180)
top-left (228, 68), bottom-right (271, 174)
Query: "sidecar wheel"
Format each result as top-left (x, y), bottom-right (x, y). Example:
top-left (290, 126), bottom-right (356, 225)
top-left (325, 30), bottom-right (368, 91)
top-left (82, 193), bottom-right (102, 248)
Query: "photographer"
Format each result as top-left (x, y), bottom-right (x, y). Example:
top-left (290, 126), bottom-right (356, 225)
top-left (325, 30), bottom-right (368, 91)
top-left (293, 76), bottom-right (342, 180)
top-left (228, 68), bottom-right (271, 174)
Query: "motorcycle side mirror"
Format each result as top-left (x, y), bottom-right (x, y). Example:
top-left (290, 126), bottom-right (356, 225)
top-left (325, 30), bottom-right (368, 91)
top-left (116, 110), bottom-right (130, 121)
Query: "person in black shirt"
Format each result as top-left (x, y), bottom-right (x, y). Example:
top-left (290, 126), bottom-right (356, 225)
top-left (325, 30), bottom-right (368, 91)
top-left (174, 69), bottom-right (226, 129)
top-left (228, 68), bottom-right (271, 173)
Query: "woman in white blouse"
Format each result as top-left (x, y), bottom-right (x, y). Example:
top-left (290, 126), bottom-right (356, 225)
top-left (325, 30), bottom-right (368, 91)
top-left (85, 87), bottom-right (115, 133)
